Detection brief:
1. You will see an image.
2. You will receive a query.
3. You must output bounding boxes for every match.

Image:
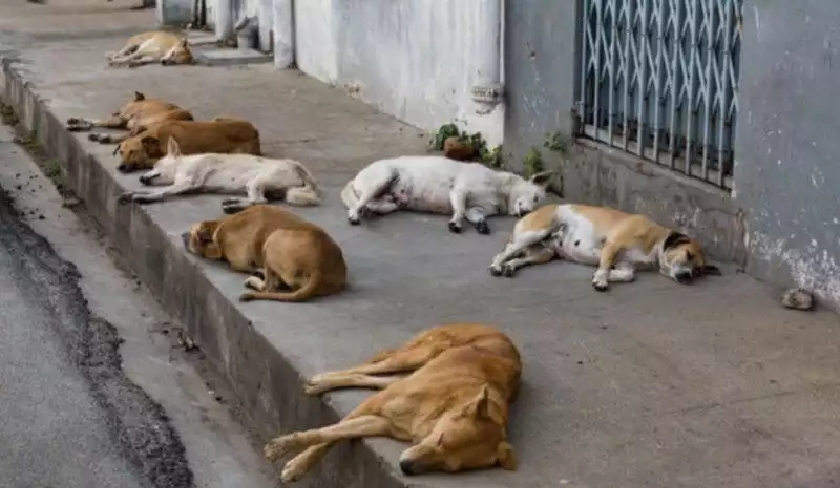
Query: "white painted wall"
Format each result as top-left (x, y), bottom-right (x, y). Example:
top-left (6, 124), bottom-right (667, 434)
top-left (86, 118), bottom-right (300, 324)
top-left (293, 0), bottom-right (505, 146)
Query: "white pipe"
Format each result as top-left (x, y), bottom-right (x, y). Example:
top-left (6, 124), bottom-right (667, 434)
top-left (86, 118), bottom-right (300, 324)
top-left (272, 0), bottom-right (294, 68)
top-left (214, 0), bottom-right (235, 43)
top-left (471, 0), bottom-right (504, 105)
top-left (256, 0), bottom-right (273, 52)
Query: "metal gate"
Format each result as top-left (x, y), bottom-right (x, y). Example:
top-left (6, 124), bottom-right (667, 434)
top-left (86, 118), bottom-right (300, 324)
top-left (577, 0), bottom-right (743, 189)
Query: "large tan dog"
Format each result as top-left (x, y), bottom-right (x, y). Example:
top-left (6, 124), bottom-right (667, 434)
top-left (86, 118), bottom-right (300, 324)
top-left (264, 323), bottom-right (521, 482)
top-left (106, 31), bottom-right (194, 68)
top-left (488, 203), bottom-right (721, 291)
top-left (113, 117), bottom-right (261, 173)
top-left (182, 205), bottom-right (347, 302)
top-left (65, 91), bottom-right (193, 145)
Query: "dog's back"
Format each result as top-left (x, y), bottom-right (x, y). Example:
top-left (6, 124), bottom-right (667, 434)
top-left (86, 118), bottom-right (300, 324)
top-left (150, 119), bottom-right (260, 155)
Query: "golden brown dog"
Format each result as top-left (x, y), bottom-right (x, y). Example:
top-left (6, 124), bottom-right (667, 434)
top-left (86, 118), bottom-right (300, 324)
top-left (264, 322), bottom-right (522, 482)
top-left (488, 203), bottom-right (721, 291)
top-left (114, 117), bottom-right (261, 173)
top-left (65, 91), bottom-right (193, 145)
top-left (182, 204), bottom-right (347, 302)
top-left (106, 31), bottom-right (194, 68)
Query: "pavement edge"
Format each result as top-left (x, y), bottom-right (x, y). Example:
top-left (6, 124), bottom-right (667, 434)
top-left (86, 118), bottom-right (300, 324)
top-left (0, 58), bottom-right (407, 488)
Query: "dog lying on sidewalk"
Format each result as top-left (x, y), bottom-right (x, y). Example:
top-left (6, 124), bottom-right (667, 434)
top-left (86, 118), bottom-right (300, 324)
top-left (117, 138), bottom-right (321, 212)
top-left (182, 205), bottom-right (347, 302)
top-left (65, 91), bottom-right (193, 145)
top-left (488, 203), bottom-right (721, 291)
top-left (113, 117), bottom-right (261, 173)
top-left (340, 155), bottom-right (555, 234)
top-left (106, 31), bottom-right (194, 68)
top-left (265, 322), bottom-right (521, 482)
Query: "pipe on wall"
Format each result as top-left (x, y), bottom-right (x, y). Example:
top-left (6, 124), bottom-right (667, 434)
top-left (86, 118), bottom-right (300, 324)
top-left (214, 0), bottom-right (238, 43)
top-left (470, 0), bottom-right (504, 106)
top-left (272, 0), bottom-right (294, 68)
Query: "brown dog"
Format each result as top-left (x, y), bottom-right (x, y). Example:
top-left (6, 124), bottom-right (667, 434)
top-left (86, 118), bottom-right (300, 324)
top-left (114, 117), bottom-right (261, 173)
top-left (182, 204), bottom-right (347, 302)
top-left (65, 91), bottom-right (193, 145)
top-left (264, 323), bottom-right (522, 482)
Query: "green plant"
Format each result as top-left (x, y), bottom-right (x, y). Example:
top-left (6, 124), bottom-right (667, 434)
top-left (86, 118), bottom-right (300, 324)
top-left (480, 144), bottom-right (505, 169)
top-left (543, 131), bottom-right (568, 153)
top-left (523, 147), bottom-right (545, 178)
top-left (431, 123), bottom-right (461, 150)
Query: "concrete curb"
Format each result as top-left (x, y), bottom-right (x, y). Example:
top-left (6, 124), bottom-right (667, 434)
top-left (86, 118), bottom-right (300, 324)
top-left (1, 58), bottom-right (405, 488)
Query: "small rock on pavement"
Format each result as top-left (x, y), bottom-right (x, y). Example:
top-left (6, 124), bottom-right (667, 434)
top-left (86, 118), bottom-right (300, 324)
top-left (781, 288), bottom-right (815, 311)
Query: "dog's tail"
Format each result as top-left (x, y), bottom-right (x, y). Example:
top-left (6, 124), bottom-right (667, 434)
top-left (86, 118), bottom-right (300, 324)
top-left (239, 270), bottom-right (324, 303)
top-left (339, 181), bottom-right (358, 210)
top-left (285, 161), bottom-right (322, 206)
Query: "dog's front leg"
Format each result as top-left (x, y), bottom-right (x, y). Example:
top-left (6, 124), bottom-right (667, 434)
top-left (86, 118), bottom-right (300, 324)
top-left (265, 414), bottom-right (391, 462)
top-left (465, 207), bottom-right (490, 234)
top-left (498, 247), bottom-right (556, 276)
top-left (126, 56), bottom-right (158, 68)
top-left (280, 444), bottom-right (335, 483)
top-left (592, 243), bottom-right (623, 292)
top-left (489, 229), bottom-right (551, 277)
top-left (66, 113), bottom-right (124, 133)
top-left (447, 188), bottom-right (468, 233)
top-left (118, 183), bottom-right (197, 205)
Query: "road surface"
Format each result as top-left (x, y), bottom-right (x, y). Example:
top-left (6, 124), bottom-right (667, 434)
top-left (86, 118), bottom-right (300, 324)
top-left (0, 126), bottom-right (277, 488)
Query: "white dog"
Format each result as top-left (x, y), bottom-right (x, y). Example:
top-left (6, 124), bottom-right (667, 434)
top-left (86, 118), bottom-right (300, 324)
top-left (118, 138), bottom-right (321, 214)
top-left (339, 155), bottom-right (555, 234)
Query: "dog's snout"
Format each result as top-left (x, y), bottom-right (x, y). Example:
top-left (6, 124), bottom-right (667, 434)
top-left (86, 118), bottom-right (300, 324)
top-left (181, 232), bottom-right (190, 248)
top-left (674, 271), bottom-right (693, 284)
top-left (399, 459), bottom-right (417, 476)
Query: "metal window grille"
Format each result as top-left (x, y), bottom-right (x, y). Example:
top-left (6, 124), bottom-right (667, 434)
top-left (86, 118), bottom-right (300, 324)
top-left (577, 0), bottom-right (743, 189)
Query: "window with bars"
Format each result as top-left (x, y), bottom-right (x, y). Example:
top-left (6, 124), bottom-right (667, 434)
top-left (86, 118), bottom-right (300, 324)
top-left (576, 0), bottom-right (743, 189)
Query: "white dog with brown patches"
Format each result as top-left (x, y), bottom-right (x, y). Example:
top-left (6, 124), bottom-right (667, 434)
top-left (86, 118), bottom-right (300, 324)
top-left (118, 138), bottom-right (321, 214)
top-left (340, 155), bottom-right (555, 234)
top-left (488, 204), bottom-right (721, 291)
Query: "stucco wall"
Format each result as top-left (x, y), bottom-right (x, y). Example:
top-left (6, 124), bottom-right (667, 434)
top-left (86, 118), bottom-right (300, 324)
top-left (733, 1), bottom-right (840, 308)
top-left (294, 0), bottom-right (505, 145)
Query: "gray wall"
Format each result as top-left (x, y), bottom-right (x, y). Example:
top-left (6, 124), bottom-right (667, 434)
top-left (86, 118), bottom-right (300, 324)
top-left (733, 1), bottom-right (840, 307)
top-left (505, 0), bottom-right (840, 309)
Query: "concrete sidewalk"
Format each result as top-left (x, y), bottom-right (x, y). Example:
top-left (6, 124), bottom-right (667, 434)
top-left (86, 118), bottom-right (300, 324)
top-left (3, 3), bottom-right (840, 488)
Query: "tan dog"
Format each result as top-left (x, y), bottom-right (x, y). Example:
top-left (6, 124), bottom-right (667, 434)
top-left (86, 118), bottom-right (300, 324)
top-left (106, 31), bottom-right (194, 68)
top-left (114, 117), bottom-right (261, 173)
top-left (264, 322), bottom-right (521, 482)
top-left (65, 91), bottom-right (193, 145)
top-left (488, 203), bottom-right (721, 291)
top-left (182, 205), bottom-right (347, 302)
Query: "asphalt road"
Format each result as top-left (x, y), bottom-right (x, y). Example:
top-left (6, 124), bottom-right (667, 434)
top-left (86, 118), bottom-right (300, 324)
top-left (0, 186), bottom-right (191, 487)
top-left (0, 126), bottom-right (277, 488)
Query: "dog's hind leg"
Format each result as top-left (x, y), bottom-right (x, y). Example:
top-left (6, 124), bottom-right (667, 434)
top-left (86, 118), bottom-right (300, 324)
top-left (304, 373), bottom-right (400, 396)
top-left (118, 182), bottom-right (199, 205)
top-left (497, 246), bottom-right (556, 277)
top-left (447, 187), bottom-right (469, 233)
top-left (465, 207), bottom-right (491, 234)
top-left (66, 112), bottom-right (125, 132)
top-left (488, 229), bottom-right (551, 277)
top-left (347, 167), bottom-right (398, 225)
top-left (265, 412), bottom-right (391, 463)
top-left (308, 342), bottom-right (443, 386)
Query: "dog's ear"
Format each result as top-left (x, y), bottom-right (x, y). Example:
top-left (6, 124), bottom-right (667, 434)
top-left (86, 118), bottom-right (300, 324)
top-left (471, 385), bottom-right (505, 424)
top-left (140, 136), bottom-right (161, 155)
top-left (179, 38), bottom-right (189, 48)
top-left (497, 442), bottom-right (518, 471)
top-left (528, 170), bottom-right (555, 187)
top-left (663, 231), bottom-right (692, 251)
top-left (133, 91), bottom-right (145, 102)
top-left (166, 137), bottom-right (182, 157)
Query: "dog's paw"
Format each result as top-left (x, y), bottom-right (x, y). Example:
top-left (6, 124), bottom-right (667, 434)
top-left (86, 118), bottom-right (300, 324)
top-left (501, 265), bottom-right (516, 278)
top-left (591, 280), bottom-right (609, 292)
top-left (488, 266), bottom-right (503, 277)
top-left (264, 436), bottom-right (297, 462)
top-left (475, 221), bottom-right (490, 235)
top-left (448, 221), bottom-right (462, 234)
top-left (96, 135), bottom-right (113, 144)
top-left (117, 192), bottom-right (133, 205)
top-left (87, 133), bottom-right (101, 142)
top-left (251, 269), bottom-right (266, 281)
top-left (303, 380), bottom-right (328, 396)
top-left (130, 195), bottom-right (153, 205)
top-left (244, 275), bottom-right (264, 291)
top-left (222, 203), bottom-right (245, 215)
top-left (280, 457), bottom-right (310, 483)
top-left (348, 216), bottom-right (361, 226)
top-left (238, 292), bottom-right (256, 302)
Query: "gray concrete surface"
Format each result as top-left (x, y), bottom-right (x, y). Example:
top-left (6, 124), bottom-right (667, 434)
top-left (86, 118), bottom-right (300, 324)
top-left (2, 3), bottom-right (840, 488)
top-left (0, 125), bottom-right (277, 488)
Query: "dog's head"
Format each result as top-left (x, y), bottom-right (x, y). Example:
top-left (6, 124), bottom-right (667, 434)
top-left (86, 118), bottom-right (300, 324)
top-left (115, 135), bottom-right (164, 173)
top-left (659, 231), bottom-right (721, 284)
top-left (398, 385), bottom-right (517, 476)
top-left (161, 38), bottom-right (194, 66)
top-left (138, 137), bottom-right (183, 186)
top-left (508, 171), bottom-right (554, 217)
top-left (182, 220), bottom-right (224, 260)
